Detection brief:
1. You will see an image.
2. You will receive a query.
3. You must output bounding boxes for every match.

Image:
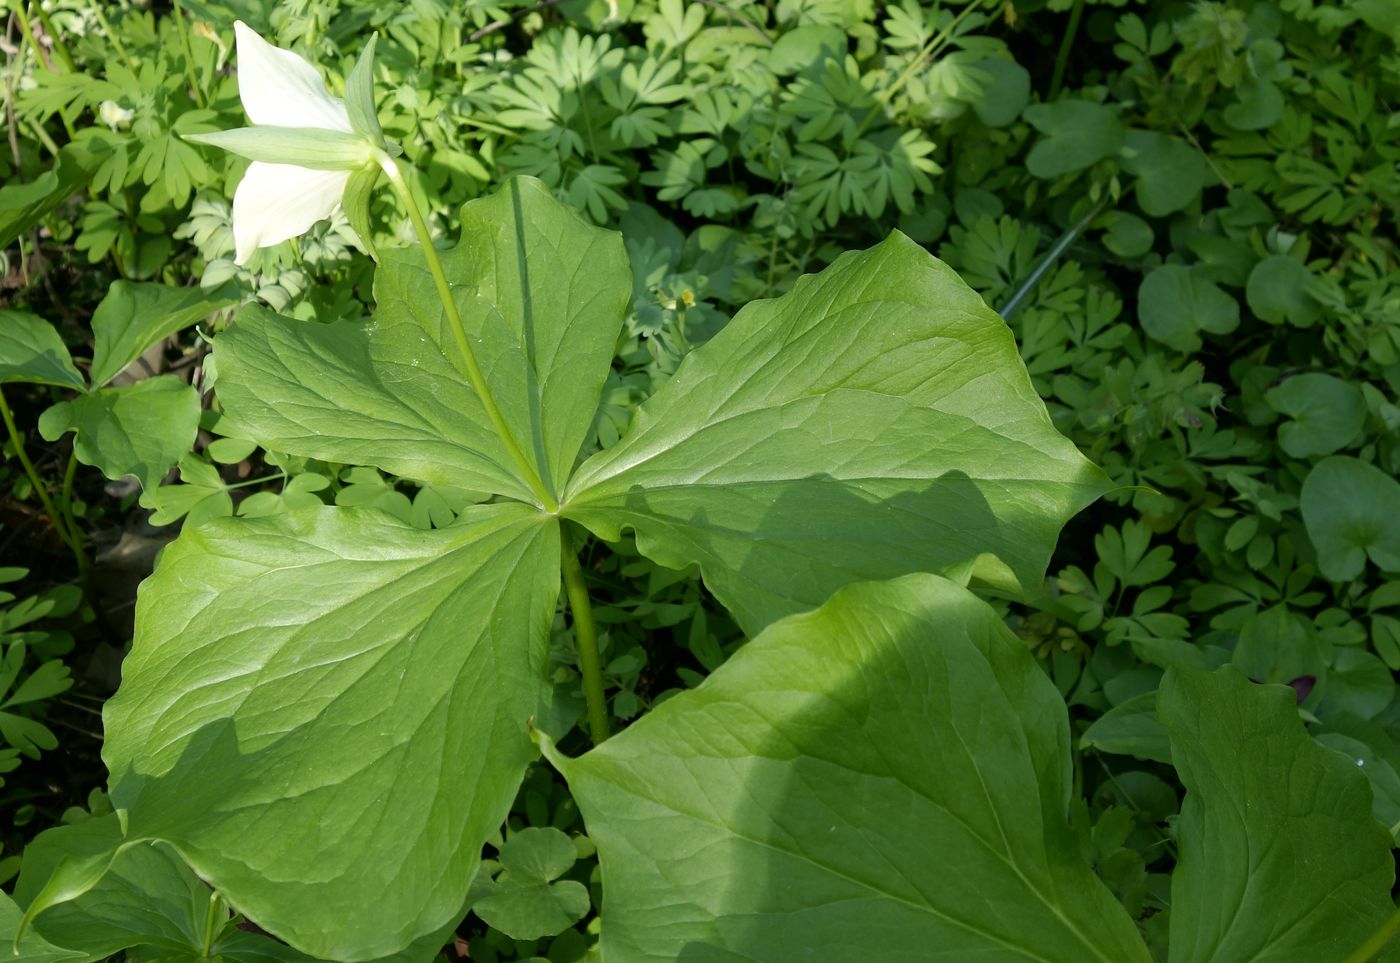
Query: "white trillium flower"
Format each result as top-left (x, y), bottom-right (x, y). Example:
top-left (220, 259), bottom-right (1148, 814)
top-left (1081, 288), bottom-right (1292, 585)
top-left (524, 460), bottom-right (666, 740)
top-left (228, 22), bottom-right (354, 264)
top-left (188, 22), bottom-right (391, 264)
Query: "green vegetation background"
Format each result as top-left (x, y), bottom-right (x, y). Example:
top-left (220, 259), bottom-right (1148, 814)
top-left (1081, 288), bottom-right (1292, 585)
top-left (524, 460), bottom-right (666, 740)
top-left (0, 0), bottom-right (1398, 959)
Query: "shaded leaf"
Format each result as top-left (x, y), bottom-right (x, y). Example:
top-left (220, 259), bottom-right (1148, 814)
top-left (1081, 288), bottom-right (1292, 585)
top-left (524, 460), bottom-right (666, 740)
top-left (1024, 100), bottom-right (1124, 179)
top-left (1265, 372), bottom-right (1365, 458)
top-left (1122, 131), bottom-right (1207, 216)
top-left (1300, 456), bottom-right (1400, 581)
top-left (0, 890), bottom-right (88, 962)
top-left (549, 574), bottom-right (1152, 963)
top-left (1246, 255), bottom-right (1320, 327)
top-left (1080, 691), bottom-right (1172, 764)
top-left (1159, 666), bottom-right (1396, 963)
top-left (1137, 265), bottom-right (1238, 352)
top-left (471, 828), bottom-right (590, 940)
top-left (0, 144), bottom-right (101, 251)
top-left (0, 311), bottom-right (85, 390)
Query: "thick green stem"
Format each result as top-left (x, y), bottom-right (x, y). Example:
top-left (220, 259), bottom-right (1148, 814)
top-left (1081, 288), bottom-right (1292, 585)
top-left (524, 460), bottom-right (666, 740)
top-left (1342, 905), bottom-right (1400, 963)
top-left (560, 525), bottom-right (610, 745)
top-left (378, 155), bottom-right (558, 511)
top-left (0, 386), bottom-right (88, 573)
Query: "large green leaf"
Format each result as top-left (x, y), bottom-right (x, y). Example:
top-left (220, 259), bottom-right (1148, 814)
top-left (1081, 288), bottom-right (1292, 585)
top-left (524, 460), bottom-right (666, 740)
top-left (548, 574), bottom-right (1152, 963)
top-left (0, 311), bottom-right (85, 390)
top-left (440, 176), bottom-right (630, 495)
top-left (88, 281), bottom-right (239, 388)
top-left (101, 504), bottom-right (560, 960)
top-left (37, 377), bottom-right (200, 490)
top-left (212, 302), bottom-right (534, 500)
top-left (564, 232), bottom-right (1107, 633)
top-left (213, 176), bottom-right (628, 505)
top-left (1158, 666), bottom-right (1397, 963)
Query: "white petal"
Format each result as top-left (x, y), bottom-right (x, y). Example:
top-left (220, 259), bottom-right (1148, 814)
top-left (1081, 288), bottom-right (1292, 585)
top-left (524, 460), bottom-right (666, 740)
top-left (232, 162), bottom-right (350, 264)
top-left (233, 21), bottom-right (352, 133)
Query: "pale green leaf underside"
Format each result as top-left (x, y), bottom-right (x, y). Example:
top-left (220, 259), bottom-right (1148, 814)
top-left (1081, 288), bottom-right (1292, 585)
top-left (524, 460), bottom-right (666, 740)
top-left (102, 504), bottom-right (561, 960)
top-left (1159, 666), bottom-right (1397, 963)
top-left (213, 175), bottom-right (628, 504)
top-left (553, 574), bottom-right (1151, 963)
top-left (565, 233), bottom-right (1107, 633)
top-left (213, 301), bottom-right (534, 499)
top-left (0, 310), bottom-right (85, 390)
top-left (444, 176), bottom-right (630, 496)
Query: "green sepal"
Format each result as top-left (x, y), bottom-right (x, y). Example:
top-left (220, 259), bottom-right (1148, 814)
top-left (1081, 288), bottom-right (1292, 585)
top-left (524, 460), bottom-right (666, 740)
top-left (344, 34), bottom-right (385, 147)
top-left (342, 164), bottom-right (380, 260)
top-left (184, 127), bottom-right (375, 172)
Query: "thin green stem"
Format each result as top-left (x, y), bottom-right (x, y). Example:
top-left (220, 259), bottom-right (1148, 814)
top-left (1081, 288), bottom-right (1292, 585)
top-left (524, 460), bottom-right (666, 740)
top-left (84, 0), bottom-right (133, 73)
top-left (57, 445), bottom-right (86, 574)
top-left (0, 386), bottom-right (88, 572)
top-left (560, 525), bottom-right (610, 745)
top-left (23, 119), bottom-right (60, 158)
top-left (453, 115), bottom-right (519, 138)
top-left (1048, 0), bottom-right (1084, 99)
top-left (171, 0), bottom-right (204, 107)
top-left (378, 154), bottom-right (558, 511)
top-left (226, 471), bottom-right (287, 490)
top-left (29, 2), bottom-right (74, 72)
top-left (997, 193), bottom-right (1111, 319)
top-left (1342, 904), bottom-right (1400, 963)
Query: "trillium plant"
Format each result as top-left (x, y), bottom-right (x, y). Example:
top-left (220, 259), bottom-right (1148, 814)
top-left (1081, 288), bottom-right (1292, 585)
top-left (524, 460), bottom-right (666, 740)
top-left (8, 23), bottom-right (1399, 963)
